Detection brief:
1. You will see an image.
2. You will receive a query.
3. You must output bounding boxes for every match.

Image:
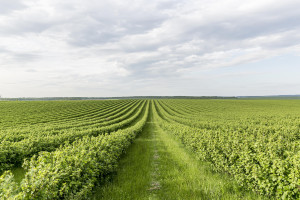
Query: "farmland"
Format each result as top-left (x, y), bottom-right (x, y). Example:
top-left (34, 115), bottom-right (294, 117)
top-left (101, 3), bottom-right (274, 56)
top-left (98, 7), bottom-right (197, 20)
top-left (0, 99), bottom-right (300, 199)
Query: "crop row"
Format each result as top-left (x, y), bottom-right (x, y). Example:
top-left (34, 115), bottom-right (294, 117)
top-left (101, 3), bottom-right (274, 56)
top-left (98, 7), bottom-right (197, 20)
top-left (153, 100), bottom-right (300, 199)
top-left (0, 100), bottom-right (146, 172)
top-left (0, 100), bottom-right (136, 131)
top-left (0, 101), bottom-right (150, 199)
top-left (0, 100), bottom-right (139, 142)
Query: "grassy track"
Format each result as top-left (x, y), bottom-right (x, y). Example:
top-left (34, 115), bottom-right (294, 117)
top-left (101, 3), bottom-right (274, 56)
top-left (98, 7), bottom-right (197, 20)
top-left (154, 125), bottom-right (266, 200)
top-left (92, 104), bottom-right (155, 200)
top-left (92, 104), bottom-right (266, 200)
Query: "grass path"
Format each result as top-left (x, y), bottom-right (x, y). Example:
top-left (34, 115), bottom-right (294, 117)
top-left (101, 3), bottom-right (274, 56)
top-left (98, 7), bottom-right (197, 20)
top-left (92, 104), bottom-right (156, 200)
top-left (92, 104), bottom-right (266, 200)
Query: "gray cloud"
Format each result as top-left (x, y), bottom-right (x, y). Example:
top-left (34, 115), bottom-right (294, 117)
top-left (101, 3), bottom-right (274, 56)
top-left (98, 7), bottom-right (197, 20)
top-left (0, 0), bottom-right (26, 15)
top-left (0, 0), bottom-right (300, 97)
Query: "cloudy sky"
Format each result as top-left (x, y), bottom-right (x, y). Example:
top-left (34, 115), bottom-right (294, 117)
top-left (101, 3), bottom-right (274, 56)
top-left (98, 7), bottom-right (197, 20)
top-left (0, 0), bottom-right (300, 97)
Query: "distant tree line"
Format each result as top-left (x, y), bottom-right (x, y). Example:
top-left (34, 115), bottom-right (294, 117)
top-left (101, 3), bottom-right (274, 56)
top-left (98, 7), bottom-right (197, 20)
top-left (2, 95), bottom-right (300, 101)
top-left (0, 96), bottom-right (238, 101)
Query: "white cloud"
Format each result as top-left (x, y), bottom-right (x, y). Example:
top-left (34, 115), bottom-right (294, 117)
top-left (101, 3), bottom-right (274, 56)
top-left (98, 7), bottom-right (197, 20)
top-left (0, 0), bottom-right (300, 97)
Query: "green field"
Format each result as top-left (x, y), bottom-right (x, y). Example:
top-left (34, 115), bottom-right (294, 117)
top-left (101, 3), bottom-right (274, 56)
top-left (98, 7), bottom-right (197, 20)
top-left (0, 99), bottom-right (300, 199)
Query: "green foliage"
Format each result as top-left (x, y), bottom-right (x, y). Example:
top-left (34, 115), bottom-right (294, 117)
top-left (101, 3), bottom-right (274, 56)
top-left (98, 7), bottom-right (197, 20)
top-left (0, 101), bottom-right (149, 199)
top-left (154, 99), bottom-right (300, 199)
top-left (1, 99), bottom-right (299, 199)
top-left (0, 171), bottom-right (21, 199)
top-left (0, 100), bottom-right (145, 172)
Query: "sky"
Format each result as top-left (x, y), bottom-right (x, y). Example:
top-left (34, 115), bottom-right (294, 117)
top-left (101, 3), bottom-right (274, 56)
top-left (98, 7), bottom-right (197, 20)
top-left (0, 0), bottom-right (300, 97)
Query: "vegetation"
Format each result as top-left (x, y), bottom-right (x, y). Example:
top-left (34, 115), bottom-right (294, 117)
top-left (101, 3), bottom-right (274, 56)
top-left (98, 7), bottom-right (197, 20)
top-left (94, 102), bottom-right (265, 200)
top-left (154, 99), bottom-right (300, 199)
top-left (0, 99), bottom-right (299, 199)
